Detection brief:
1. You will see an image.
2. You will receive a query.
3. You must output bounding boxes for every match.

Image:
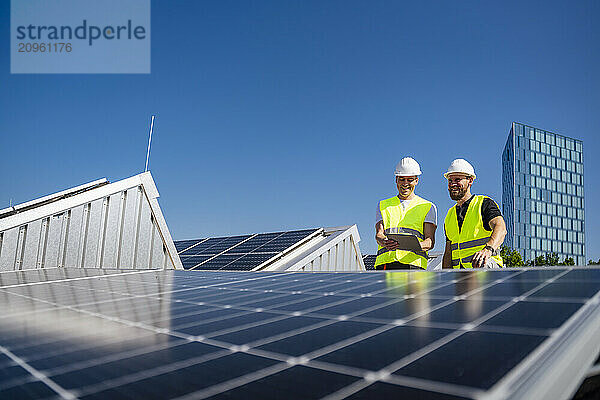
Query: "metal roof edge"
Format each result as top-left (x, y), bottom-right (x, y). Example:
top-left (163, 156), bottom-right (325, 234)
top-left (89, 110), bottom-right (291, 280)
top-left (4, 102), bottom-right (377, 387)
top-left (483, 281), bottom-right (600, 400)
top-left (0, 173), bottom-right (147, 232)
top-left (0, 178), bottom-right (109, 219)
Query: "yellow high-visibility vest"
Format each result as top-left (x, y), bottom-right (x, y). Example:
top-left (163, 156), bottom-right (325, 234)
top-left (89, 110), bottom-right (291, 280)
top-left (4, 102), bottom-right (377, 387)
top-left (375, 195), bottom-right (432, 269)
top-left (444, 195), bottom-right (504, 269)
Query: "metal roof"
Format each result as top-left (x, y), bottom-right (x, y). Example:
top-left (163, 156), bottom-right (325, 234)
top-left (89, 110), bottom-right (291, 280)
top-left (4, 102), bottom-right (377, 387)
top-left (0, 172), bottom-right (182, 271)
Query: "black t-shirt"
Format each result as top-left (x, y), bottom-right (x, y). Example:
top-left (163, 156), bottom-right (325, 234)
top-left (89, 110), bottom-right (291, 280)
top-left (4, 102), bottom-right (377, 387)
top-left (445, 195), bottom-right (502, 240)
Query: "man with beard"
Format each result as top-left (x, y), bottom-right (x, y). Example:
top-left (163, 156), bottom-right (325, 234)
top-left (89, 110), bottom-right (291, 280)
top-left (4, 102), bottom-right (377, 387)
top-left (375, 157), bottom-right (437, 270)
top-left (442, 159), bottom-right (506, 269)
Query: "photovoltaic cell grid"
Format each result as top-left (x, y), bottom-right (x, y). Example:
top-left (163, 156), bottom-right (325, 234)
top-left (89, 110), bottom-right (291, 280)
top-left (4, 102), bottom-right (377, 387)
top-left (362, 255), bottom-right (376, 270)
top-left (0, 267), bottom-right (599, 399)
top-left (175, 229), bottom-right (320, 271)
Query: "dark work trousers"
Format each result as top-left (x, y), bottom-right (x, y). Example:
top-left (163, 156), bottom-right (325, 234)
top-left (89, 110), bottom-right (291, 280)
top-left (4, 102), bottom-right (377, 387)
top-left (378, 262), bottom-right (424, 270)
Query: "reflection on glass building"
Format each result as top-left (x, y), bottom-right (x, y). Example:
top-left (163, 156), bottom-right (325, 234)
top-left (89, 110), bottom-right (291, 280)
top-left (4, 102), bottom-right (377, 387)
top-left (502, 122), bottom-right (585, 265)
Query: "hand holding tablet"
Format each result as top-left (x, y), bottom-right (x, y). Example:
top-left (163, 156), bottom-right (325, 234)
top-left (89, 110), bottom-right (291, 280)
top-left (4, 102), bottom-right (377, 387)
top-left (385, 233), bottom-right (427, 258)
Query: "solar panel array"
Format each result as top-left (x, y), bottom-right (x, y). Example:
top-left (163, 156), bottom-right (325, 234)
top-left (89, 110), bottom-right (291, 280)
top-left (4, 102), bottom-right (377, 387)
top-left (362, 255), bottom-right (376, 270)
top-left (175, 229), bottom-right (320, 271)
top-left (1, 266), bottom-right (599, 399)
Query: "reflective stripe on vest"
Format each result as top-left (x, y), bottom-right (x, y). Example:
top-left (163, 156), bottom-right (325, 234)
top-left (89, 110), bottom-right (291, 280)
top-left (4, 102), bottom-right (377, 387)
top-left (444, 195), bottom-right (504, 269)
top-left (375, 195), bottom-right (433, 270)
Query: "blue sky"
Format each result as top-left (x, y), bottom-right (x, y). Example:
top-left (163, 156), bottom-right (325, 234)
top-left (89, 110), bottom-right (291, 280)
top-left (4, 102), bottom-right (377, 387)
top-left (1, 1), bottom-right (599, 260)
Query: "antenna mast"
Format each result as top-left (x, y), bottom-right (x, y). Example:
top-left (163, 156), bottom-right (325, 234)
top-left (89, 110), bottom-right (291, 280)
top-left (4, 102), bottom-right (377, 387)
top-left (144, 115), bottom-right (156, 172)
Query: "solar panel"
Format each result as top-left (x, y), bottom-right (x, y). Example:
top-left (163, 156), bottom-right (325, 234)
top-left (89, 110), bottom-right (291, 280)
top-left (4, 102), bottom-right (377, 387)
top-left (180, 255), bottom-right (213, 269)
top-left (224, 232), bottom-right (285, 254)
top-left (180, 237), bottom-right (230, 256)
top-left (222, 253), bottom-right (278, 271)
top-left (255, 231), bottom-right (313, 253)
top-left (185, 254), bottom-right (280, 271)
top-left (175, 229), bottom-right (320, 271)
top-left (362, 255), bottom-right (376, 270)
top-left (190, 255), bottom-right (245, 270)
top-left (1, 267), bottom-right (599, 399)
top-left (199, 235), bottom-right (253, 254)
top-left (175, 240), bottom-right (202, 253)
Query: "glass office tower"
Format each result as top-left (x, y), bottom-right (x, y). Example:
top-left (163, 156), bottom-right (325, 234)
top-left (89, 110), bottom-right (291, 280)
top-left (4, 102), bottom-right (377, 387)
top-left (502, 122), bottom-right (585, 265)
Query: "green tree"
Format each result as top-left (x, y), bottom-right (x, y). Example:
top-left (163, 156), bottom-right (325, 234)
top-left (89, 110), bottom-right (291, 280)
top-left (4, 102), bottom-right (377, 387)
top-left (526, 255), bottom-right (547, 266)
top-left (545, 252), bottom-right (560, 266)
top-left (589, 259), bottom-right (600, 265)
top-left (561, 257), bottom-right (575, 266)
top-left (500, 246), bottom-right (524, 267)
top-left (502, 250), bottom-right (577, 268)
top-left (525, 252), bottom-right (560, 266)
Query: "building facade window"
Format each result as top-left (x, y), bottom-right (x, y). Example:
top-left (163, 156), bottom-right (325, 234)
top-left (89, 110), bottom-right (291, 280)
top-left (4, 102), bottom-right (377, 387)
top-left (502, 122), bottom-right (585, 265)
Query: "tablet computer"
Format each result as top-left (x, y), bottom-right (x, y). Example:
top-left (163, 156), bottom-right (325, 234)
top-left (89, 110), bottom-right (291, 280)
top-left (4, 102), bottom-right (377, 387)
top-left (386, 233), bottom-right (427, 258)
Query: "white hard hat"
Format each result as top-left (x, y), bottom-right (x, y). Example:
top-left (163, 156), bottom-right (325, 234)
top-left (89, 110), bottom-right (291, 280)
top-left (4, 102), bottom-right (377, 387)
top-left (444, 158), bottom-right (476, 179)
top-left (394, 157), bottom-right (422, 176)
